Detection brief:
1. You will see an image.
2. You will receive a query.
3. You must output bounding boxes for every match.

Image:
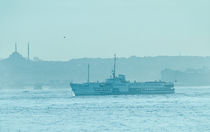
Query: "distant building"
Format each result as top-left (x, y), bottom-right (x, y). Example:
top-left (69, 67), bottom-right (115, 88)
top-left (161, 68), bottom-right (210, 86)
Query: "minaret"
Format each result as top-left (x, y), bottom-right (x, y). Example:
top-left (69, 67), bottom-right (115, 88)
top-left (15, 43), bottom-right (17, 52)
top-left (27, 42), bottom-right (30, 60)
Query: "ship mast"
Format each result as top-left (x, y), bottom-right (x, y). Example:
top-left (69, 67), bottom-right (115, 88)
top-left (88, 64), bottom-right (90, 84)
top-left (113, 54), bottom-right (116, 78)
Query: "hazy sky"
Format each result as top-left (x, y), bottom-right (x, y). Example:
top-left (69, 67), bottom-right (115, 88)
top-left (0, 0), bottom-right (210, 60)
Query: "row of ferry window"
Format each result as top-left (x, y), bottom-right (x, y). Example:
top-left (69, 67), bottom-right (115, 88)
top-left (130, 88), bottom-right (165, 91)
top-left (132, 84), bottom-right (163, 86)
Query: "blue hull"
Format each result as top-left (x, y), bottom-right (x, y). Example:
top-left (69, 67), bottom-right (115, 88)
top-left (70, 83), bottom-right (175, 96)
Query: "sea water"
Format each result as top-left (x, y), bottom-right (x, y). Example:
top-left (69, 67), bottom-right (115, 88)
top-left (0, 86), bottom-right (210, 132)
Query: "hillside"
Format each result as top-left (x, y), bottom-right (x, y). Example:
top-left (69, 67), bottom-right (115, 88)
top-left (1, 51), bottom-right (210, 88)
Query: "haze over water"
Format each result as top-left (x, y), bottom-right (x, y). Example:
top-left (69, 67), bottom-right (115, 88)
top-left (0, 86), bottom-right (210, 132)
top-left (0, 0), bottom-right (210, 131)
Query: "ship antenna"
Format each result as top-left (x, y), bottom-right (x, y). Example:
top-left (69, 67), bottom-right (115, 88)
top-left (88, 64), bottom-right (90, 84)
top-left (113, 54), bottom-right (116, 78)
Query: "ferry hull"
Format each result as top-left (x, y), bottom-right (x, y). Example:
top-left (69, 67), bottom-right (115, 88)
top-left (70, 83), bottom-right (175, 96)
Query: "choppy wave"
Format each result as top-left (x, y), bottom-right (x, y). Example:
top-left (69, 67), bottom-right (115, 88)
top-left (0, 86), bottom-right (210, 132)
